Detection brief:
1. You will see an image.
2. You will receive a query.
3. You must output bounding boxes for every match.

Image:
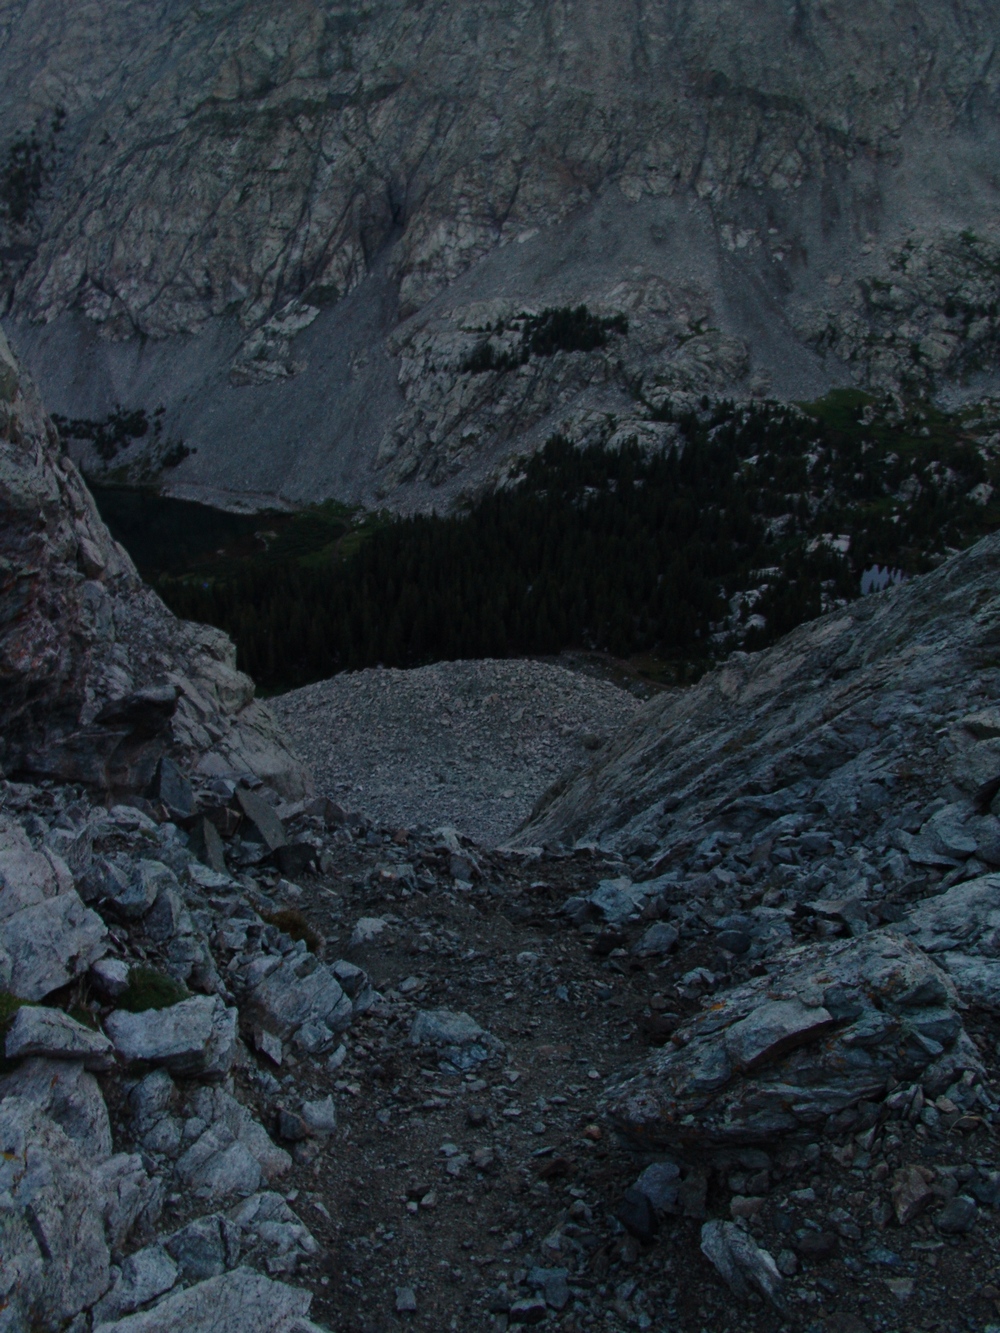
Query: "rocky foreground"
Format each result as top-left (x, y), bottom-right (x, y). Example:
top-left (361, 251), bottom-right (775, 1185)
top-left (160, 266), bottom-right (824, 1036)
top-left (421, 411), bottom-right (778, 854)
top-left (8, 535), bottom-right (1000, 1331)
top-left (7, 330), bottom-right (1000, 1331)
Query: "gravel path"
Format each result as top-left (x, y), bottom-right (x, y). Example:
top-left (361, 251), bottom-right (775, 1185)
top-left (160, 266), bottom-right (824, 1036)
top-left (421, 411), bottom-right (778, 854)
top-left (270, 659), bottom-right (642, 846)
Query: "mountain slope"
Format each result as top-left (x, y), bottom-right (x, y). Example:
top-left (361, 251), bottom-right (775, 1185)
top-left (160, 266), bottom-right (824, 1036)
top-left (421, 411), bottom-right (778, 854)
top-left (4, 1), bottom-right (1000, 508)
top-left (515, 528), bottom-right (1000, 859)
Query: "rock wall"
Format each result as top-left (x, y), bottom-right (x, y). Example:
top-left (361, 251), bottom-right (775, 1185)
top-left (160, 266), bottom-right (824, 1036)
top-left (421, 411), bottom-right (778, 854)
top-left (0, 328), bottom-right (310, 796)
top-left (515, 528), bottom-right (1000, 860)
top-left (4, 1), bottom-right (1000, 509)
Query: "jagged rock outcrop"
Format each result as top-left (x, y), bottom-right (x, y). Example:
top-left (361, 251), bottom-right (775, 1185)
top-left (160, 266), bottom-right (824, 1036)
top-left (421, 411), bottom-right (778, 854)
top-left (517, 529), bottom-right (1000, 861)
top-left (0, 330), bottom-right (310, 795)
top-left (4, 1), bottom-right (1000, 508)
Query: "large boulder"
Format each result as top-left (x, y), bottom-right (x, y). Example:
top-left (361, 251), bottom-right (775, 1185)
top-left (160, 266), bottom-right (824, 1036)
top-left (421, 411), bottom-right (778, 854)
top-left (605, 933), bottom-right (983, 1149)
top-left (105, 995), bottom-right (237, 1077)
top-left (0, 889), bottom-right (107, 1000)
top-left (0, 1094), bottom-right (113, 1329)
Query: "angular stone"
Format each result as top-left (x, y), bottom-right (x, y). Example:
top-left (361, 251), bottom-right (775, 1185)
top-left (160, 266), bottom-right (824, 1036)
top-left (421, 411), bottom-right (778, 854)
top-left (409, 1009), bottom-right (485, 1046)
top-left (301, 1095), bottom-right (337, 1137)
top-left (91, 1244), bottom-right (179, 1324)
top-left (175, 1122), bottom-right (262, 1202)
top-left (634, 1161), bottom-right (681, 1214)
top-left (91, 956), bottom-right (131, 998)
top-left (892, 1165), bottom-right (935, 1224)
top-left (94, 1151), bottom-right (164, 1249)
top-left (91, 1268), bottom-right (322, 1333)
top-left (632, 922), bottom-right (680, 956)
top-left (395, 1285), bottom-right (418, 1313)
top-left (0, 890), bottom-right (107, 1000)
top-left (228, 1192), bottom-right (318, 1274)
top-left (108, 859), bottom-right (178, 920)
top-left (700, 1220), bottom-right (785, 1308)
top-left (105, 995), bottom-right (238, 1076)
top-left (350, 915), bottom-right (386, 946)
top-left (935, 1194), bottom-right (977, 1234)
top-left (189, 817), bottom-right (228, 875)
top-left (0, 1057), bottom-right (112, 1158)
top-left (236, 788), bottom-right (287, 851)
top-left (724, 999), bottom-right (836, 1073)
top-left (149, 756), bottom-right (196, 821)
top-left (615, 1187), bottom-right (657, 1242)
top-left (164, 1213), bottom-right (241, 1281)
top-left (0, 1094), bottom-right (112, 1328)
top-left (508, 1295), bottom-right (547, 1324)
top-left (244, 952), bottom-right (351, 1043)
top-left (5, 1003), bottom-right (115, 1070)
top-left (0, 846), bottom-right (59, 918)
top-left (527, 1265), bottom-right (570, 1311)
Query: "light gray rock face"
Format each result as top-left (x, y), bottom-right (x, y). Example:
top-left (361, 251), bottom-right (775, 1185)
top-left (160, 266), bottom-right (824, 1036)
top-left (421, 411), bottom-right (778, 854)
top-left (5, 1003), bottom-right (115, 1069)
top-left (0, 1057), bottom-right (113, 1159)
top-left (605, 934), bottom-right (982, 1149)
top-left (0, 330), bottom-right (310, 796)
top-left (105, 995), bottom-right (238, 1077)
top-left (518, 531), bottom-right (1000, 862)
top-left (0, 1094), bottom-right (113, 1330)
top-left (897, 875), bottom-right (1000, 1010)
top-left (242, 950), bottom-right (352, 1052)
top-left (91, 1267), bottom-right (325, 1333)
top-left (5, 3), bottom-right (1000, 510)
top-left (0, 889), bottom-right (107, 1000)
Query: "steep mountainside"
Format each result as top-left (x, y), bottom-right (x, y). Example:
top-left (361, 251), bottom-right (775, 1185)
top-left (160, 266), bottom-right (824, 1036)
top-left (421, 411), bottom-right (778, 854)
top-left (3, 1), bottom-right (1000, 509)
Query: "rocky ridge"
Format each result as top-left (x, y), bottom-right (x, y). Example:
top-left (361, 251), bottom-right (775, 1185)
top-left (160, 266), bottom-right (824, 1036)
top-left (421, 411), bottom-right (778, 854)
top-left (5, 2), bottom-right (1000, 509)
top-left (0, 323), bottom-right (308, 796)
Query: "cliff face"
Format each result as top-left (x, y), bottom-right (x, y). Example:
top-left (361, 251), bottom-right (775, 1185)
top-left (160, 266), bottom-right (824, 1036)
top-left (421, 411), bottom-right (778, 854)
top-left (3, 1), bottom-right (1000, 509)
top-left (0, 328), bottom-right (310, 796)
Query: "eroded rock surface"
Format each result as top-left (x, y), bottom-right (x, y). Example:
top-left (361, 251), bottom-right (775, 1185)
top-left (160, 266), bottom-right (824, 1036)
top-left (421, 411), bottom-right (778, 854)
top-left (5, 3), bottom-right (1000, 508)
top-left (0, 330), bottom-right (309, 796)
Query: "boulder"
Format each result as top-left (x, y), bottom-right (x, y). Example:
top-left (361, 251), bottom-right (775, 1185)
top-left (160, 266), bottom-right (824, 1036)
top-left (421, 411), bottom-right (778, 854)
top-left (0, 845), bottom-right (60, 917)
top-left (236, 788), bottom-right (287, 852)
top-left (91, 1244), bottom-right (179, 1324)
top-left (605, 934), bottom-right (982, 1148)
top-left (897, 875), bottom-right (1000, 1008)
top-left (105, 995), bottom-right (238, 1076)
top-left (0, 890), bottom-right (107, 999)
top-left (0, 1057), bottom-right (113, 1158)
top-left (409, 1007), bottom-right (502, 1072)
top-left (243, 952), bottom-right (352, 1049)
top-left (5, 1003), bottom-right (115, 1070)
top-left (91, 1267), bottom-right (326, 1332)
top-left (227, 1192), bottom-right (319, 1275)
top-left (164, 1213), bottom-right (241, 1281)
top-left (700, 1221), bottom-right (785, 1309)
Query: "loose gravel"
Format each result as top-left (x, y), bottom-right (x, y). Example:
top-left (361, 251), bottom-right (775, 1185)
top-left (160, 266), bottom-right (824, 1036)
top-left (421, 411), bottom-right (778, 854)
top-left (270, 659), bottom-right (642, 847)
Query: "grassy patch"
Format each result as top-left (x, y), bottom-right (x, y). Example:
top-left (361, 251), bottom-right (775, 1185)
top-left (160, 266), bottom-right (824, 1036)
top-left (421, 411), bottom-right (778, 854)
top-left (117, 967), bottom-right (189, 1013)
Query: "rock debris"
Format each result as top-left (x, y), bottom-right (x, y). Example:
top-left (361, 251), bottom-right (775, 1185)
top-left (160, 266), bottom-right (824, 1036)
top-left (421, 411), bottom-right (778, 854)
top-left (271, 660), bottom-right (641, 847)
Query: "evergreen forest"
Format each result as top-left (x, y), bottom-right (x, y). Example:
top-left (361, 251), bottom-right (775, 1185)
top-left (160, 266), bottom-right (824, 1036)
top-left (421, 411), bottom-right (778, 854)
top-left (95, 392), bottom-right (1000, 693)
